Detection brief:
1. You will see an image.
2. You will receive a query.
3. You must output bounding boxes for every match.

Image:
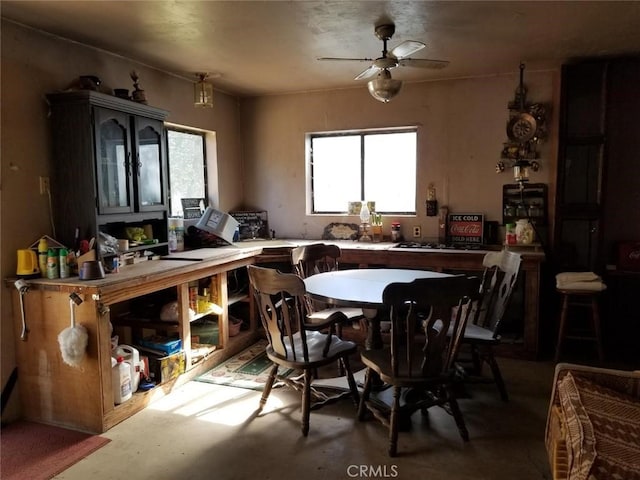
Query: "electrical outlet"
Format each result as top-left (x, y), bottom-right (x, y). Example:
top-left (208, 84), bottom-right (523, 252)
top-left (39, 176), bottom-right (50, 195)
top-left (413, 225), bottom-right (421, 238)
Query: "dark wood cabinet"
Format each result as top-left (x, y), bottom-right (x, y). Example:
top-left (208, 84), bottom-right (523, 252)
top-left (554, 57), bottom-right (640, 364)
top-left (554, 61), bottom-right (608, 272)
top-left (46, 91), bottom-right (169, 254)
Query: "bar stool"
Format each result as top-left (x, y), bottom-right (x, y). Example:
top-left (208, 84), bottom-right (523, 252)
top-left (554, 287), bottom-right (605, 363)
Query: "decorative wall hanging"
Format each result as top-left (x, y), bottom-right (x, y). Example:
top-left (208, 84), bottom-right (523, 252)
top-left (496, 63), bottom-right (548, 184)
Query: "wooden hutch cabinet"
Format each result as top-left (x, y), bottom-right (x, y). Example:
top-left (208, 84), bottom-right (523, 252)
top-left (46, 90), bottom-right (170, 256)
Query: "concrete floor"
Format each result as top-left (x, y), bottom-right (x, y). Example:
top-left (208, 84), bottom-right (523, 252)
top-left (53, 355), bottom-right (554, 480)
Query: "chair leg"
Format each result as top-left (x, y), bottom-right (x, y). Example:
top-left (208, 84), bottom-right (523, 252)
top-left (301, 369), bottom-right (312, 436)
top-left (446, 385), bottom-right (469, 442)
top-left (388, 386), bottom-right (401, 457)
top-left (470, 345), bottom-right (482, 375)
top-left (259, 363), bottom-right (279, 411)
top-left (358, 369), bottom-right (373, 421)
top-left (591, 297), bottom-right (605, 362)
top-left (485, 351), bottom-right (509, 402)
top-left (342, 356), bottom-right (360, 406)
top-left (555, 294), bottom-right (570, 363)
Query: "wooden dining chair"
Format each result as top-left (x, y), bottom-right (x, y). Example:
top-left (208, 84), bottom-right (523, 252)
top-left (291, 243), bottom-right (365, 336)
top-left (357, 274), bottom-right (481, 457)
top-left (456, 249), bottom-right (522, 401)
top-left (247, 265), bottom-right (360, 436)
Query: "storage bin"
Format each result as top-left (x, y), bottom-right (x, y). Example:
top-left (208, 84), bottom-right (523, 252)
top-left (147, 351), bottom-right (185, 383)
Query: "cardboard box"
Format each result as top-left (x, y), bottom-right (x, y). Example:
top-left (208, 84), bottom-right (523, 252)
top-left (147, 351), bottom-right (185, 383)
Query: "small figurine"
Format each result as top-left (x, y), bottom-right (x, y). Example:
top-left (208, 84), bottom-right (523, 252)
top-left (130, 70), bottom-right (147, 104)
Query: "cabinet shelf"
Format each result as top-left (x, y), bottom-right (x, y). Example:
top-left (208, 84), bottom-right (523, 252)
top-left (502, 183), bottom-right (548, 226)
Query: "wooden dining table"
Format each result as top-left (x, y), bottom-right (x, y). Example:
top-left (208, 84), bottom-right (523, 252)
top-left (303, 268), bottom-right (451, 349)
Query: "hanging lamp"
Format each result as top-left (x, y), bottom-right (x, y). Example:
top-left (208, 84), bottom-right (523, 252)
top-left (194, 73), bottom-right (214, 108)
top-left (367, 69), bottom-right (402, 103)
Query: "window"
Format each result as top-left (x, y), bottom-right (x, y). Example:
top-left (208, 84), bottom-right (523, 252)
top-left (167, 128), bottom-right (207, 216)
top-left (309, 128), bottom-right (417, 214)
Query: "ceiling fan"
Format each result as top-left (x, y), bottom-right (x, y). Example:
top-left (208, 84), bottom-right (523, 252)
top-left (318, 23), bottom-right (449, 102)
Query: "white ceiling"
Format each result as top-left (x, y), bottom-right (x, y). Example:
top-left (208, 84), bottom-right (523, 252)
top-left (3, 1), bottom-right (640, 97)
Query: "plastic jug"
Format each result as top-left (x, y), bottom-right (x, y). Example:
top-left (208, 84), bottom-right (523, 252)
top-left (112, 356), bottom-right (132, 404)
top-left (113, 345), bottom-right (141, 393)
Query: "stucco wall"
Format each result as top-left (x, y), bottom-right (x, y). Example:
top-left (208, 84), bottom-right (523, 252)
top-left (240, 71), bottom-right (559, 240)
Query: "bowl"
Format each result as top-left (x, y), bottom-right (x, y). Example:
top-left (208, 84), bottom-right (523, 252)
top-left (79, 260), bottom-right (105, 280)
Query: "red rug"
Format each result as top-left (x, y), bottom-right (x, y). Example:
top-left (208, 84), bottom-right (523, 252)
top-left (0, 421), bottom-right (110, 480)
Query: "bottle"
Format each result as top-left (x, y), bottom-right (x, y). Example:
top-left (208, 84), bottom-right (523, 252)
top-left (59, 248), bottom-right (69, 278)
top-left (46, 247), bottom-right (59, 279)
top-left (168, 229), bottom-right (177, 252)
top-left (112, 356), bottom-right (132, 404)
top-left (505, 223), bottom-right (517, 245)
top-left (38, 237), bottom-right (48, 278)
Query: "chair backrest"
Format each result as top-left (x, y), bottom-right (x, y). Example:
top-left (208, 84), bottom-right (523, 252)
top-left (473, 250), bottom-right (522, 336)
top-left (247, 265), bottom-right (311, 362)
top-left (291, 243), bottom-right (341, 279)
top-left (382, 275), bottom-right (481, 378)
top-left (291, 243), bottom-right (342, 312)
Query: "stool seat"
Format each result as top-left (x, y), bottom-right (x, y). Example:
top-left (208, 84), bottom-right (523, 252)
top-left (554, 287), bottom-right (605, 363)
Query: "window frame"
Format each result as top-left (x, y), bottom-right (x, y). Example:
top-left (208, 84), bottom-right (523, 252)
top-left (166, 126), bottom-right (209, 217)
top-left (308, 127), bottom-right (418, 215)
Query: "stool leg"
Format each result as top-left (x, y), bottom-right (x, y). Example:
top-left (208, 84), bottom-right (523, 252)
top-left (591, 297), bottom-right (605, 362)
top-left (555, 295), bottom-right (569, 363)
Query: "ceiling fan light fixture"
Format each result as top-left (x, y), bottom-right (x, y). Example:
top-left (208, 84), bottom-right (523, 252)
top-left (194, 73), bottom-right (214, 108)
top-left (367, 69), bottom-right (402, 103)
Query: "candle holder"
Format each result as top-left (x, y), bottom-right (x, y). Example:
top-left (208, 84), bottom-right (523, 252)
top-left (359, 201), bottom-right (372, 242)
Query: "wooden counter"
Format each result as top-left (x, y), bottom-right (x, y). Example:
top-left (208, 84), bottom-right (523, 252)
top-left (9, 240), bottom-right (544, 433)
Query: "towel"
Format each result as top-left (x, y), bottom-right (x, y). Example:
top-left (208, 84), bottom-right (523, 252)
top-left (556, 271), bottom-right (606, 291)
top-left (556, 272), bottom-right (601, 286)
top-left (556, 281), bottom-right (607, 292)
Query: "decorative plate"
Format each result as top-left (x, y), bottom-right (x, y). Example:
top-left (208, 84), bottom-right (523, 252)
top-left (507, 112), bottom-right (537, 142)
top-left (321, 222), bottom-right (359, 241)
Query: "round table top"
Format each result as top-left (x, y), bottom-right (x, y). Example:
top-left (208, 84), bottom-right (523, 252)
top-left (303, 268), bottom-right (451, 309)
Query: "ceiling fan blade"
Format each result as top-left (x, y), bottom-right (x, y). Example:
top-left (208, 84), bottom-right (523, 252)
top-left (398, 58), bottom-right (450, 69)
top-left (317, 57), bottom-right (374, 63)
top-left (354, 65), bottom-right (380, 81)
top-left (390, 40), bottom-right (425, 59)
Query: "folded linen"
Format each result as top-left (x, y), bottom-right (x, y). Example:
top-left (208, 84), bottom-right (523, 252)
top-left (556, 272), bottom-right (601, 287)
top-left (556, 281), bottom-right (607, 292)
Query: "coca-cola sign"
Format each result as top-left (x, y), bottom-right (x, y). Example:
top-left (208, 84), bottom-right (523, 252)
top-left (448, 214), bottom-right (484, 244)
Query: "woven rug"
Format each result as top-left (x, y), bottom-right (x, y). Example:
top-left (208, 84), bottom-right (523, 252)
top-left (195, 339), bottom-right (296, 390)
top-left (0, 420), bottom-right (110, 480)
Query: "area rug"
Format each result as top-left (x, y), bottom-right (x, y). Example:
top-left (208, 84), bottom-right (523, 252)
top-left (195, 339), bottom-right (296, 390)
top-left (0, 420), bottom-right (111, 480)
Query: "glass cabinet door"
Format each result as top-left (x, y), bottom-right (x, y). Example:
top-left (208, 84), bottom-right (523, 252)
top-left (134, 117), bottom-right (166, 211)
top-left (94, 108), bottom-right (134, 214)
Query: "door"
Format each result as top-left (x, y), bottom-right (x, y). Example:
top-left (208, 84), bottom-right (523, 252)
top-left (94, 108), bottom-right (134, 214)
top-left (133, 117), bottom-right (167, 212)
top-left (554, 62), bottom-right (607, 272)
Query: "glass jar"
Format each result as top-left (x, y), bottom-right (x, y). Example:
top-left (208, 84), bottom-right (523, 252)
top-left (391, 222), bottom-right (401, 243)
top-left (515, 219), bottom-right (534, 244)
